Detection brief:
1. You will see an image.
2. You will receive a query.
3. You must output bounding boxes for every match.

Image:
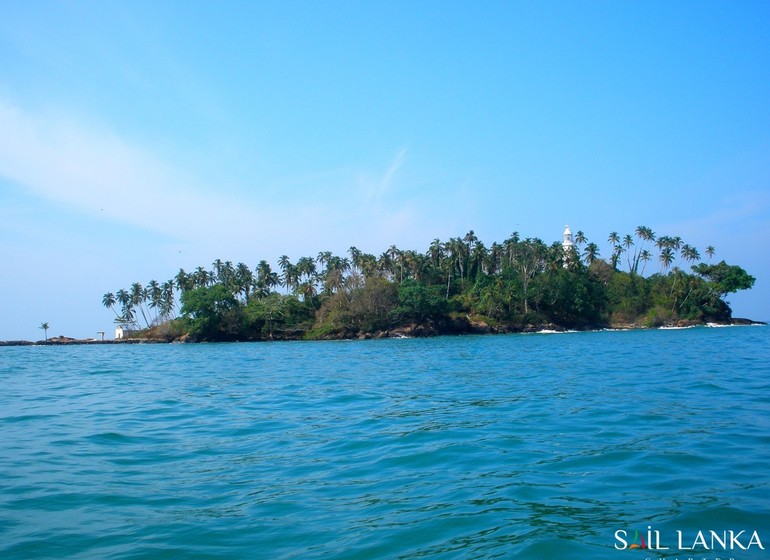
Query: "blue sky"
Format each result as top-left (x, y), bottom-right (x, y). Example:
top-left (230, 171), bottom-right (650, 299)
top-left (1, 1), bottom-right (769, 340)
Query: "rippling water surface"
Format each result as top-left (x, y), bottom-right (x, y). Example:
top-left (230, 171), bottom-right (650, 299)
top-left (1, 327), bottom-right (769, 559)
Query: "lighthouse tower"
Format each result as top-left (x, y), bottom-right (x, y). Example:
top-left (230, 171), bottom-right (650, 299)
top-left (562, 225), bottom-right (575, 266)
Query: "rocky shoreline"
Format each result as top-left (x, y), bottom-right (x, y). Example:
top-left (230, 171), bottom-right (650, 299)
top-left (0, 336), bottom-right (170, 347)
top-left (1, 318), bottom-right (764, 347)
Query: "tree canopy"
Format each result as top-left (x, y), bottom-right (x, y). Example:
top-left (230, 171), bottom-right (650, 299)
top-left (102, 226), bottom-right (756, 341)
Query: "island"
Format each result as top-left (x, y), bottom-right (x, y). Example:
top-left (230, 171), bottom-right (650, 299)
top-left (77, 226), bottom-right (757, 343)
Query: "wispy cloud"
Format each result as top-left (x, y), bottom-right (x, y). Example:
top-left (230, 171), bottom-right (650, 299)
top-left (359, 146), bottom-right (409, 208)
top-left (0, 101), bottom-right (435, 259)
top-left (0, 100), bottom-right (259, 244)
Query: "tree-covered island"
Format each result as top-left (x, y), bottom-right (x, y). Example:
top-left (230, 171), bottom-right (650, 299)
top-left (102, 226), bottom-right (757, 342)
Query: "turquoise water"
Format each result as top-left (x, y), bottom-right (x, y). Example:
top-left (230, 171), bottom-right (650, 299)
top-left (1, 327), bottom-right (769, 559)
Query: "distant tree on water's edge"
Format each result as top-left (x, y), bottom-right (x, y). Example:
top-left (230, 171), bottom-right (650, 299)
top-left (102, 226), bottom-right (756, 341)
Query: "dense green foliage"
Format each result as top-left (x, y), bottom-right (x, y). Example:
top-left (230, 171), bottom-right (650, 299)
top-left (102, 227), bottom-right (755, 341)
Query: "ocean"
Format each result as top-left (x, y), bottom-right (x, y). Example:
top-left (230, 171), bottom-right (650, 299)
top-left (1, 326), bottom-right (768, 559)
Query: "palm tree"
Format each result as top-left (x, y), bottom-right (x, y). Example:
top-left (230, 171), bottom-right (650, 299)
top-left (359, 253), bottom-right (379, 278)
top-left (470, 241), bottom-right (488, 279)
top-left (321, 255), bottom-right (350, 294)
top-left (102, 292), bottom-right (121, 320)
top-left (296, 257), bottom-right (317, 286)
top-left (428, 238), bottom-right (443, 269)
top-left (608, 231), bottom-right (620, 248)
top-left (503, 231), bottom-right (521, 267)
top-left (487, 242), bottom-right (503, 276)
top-left (659, 247), bottom-right (675, 272)
top-left (681, 244), bottom-right (700, 267)
top-left (114, 288), bottom-right (136, 327)
top-left (174, 269), bottom-right (191, 292)
top-left (130, 282), bottom-right (150, 328)
top-left (316, 251), bottom-right (332, 270)
top-left (278, 255), bottom-right (294, 294)
top-left (463, 230), bottom-right (478, 252)
top-left (583, 242), bottom-right (600, 266)
top-left (212, 259), bottom-right (224, 283)
top-left (39, 322), bottom-right (49, 341)
top-left (706, 246), bottom-right (715, 261)
top-left (575, 230), bottom-right (587, 247)
top-left (633, 226), bottom-right (655, 274)
top-left (146, 280), bottom-right (162, 323)
top-left (386, 245), bottom-right (403, 282)
top-left (635, 225), bottom-right (655, 244)
top-left (622, 234), bottom-right (635, 272)
top-left (255, 260), bottom-right (279, 297)
top-left (378, 250), bottom-right (394, 279)
top-left (348, 246), bottom-right (362, 273)
top-left (406, 251), bottom-right (429, 282)
top-left (446, 237), bottom-right (469, 286)
top-left (160, 280), bottom-right (176, 319)
top-left (610, 244), bottom-right (625, 270)
top-left (219, 261), bottom-right (236, 293)
top-left (547, 242), bottom-right (565, 273)
top-left (639, 249), bottom-right (652, 275)
top-left (234, 263), bottom-right (253, 302)
top-left (192, 266), bottom-right (211, 288)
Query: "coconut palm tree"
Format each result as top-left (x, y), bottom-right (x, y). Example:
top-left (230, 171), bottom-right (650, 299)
top-left (659, 247), bottom-right (675, 272)
top-left (254, 260), bottom-right (279, 297)
top-left (575, 230), bottom-right (587, 247)
top-left (463, 230), bottom-right (478, 252)
top-left (635, 225), bottom-right (655, 243)
top-left (583, 242), bottom-right (600, 266)
top-left (278, 255), bottom-right (294, 294)
top-left (359, 253), bottom-right (379, 278)
top-left (116, 288), bottom-right (130, 309)
top-left (212, 259), bottom-right (224, 283)
top-left (130, 282), bottom-right (150, 328)
top-left (192, 266), bottom-right (211, 288)
top-left (219, 261), bottom-right (236, 293)
top-left (102, 292), bottom-right (122, 320)
top-left (428, 238), bottom-right (443, 269)
top-left (706, 246), bottom-right (715, 261)
top-left (114, 288), bottom-right (135, 327)
top-left (146, 280), bottom-right (162, 323)
top-left (39, 322), bottom-right (49, 341)
top-left (610, 244), bottom-right (625, 270)
top-left (160, 280), bottom-right (176, 319)
top-left (632, 226), bottom-right (655, 274)
top-left (639, 249), bottom-right (652, 275)
top-left (316, 251), bottom-right (332, 270)
top-left (378, 250), bottom-right (394, 279)
top-left (174, 269), bottom-right (191, 292)
top-left (348, 246), bottom-right (362, 273)
top-left (681, 244), bottom-right (700, 267)
top-left (622, 234), bottom-right (635, 272)
top-left (234, 263), bottom-right (253, 302)
top-left (321, 255), bottom-right (350, 294)
top-left (406, 251), bottom-right (429, 282)
top-left (470, 241), bottom-right (488, 279)
top-left (296, 257), bottom-right (317, 287)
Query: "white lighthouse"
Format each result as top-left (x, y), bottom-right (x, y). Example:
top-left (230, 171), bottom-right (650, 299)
top-left (562, 225), bottom-right (575, 266)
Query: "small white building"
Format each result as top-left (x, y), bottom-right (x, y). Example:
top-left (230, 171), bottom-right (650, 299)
top-left (115, 326), bottom-right (139, 340)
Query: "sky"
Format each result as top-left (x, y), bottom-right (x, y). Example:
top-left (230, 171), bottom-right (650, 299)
top-left (1, 1), bottom-right (769, 340)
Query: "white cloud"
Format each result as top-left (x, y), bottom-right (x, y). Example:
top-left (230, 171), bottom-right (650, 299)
top-left (0, 100), bottom-right (439, 262)
top-left (362, 146), bottom-right (409, 206)
top-left (0, 100), bottom-right (259, 245)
